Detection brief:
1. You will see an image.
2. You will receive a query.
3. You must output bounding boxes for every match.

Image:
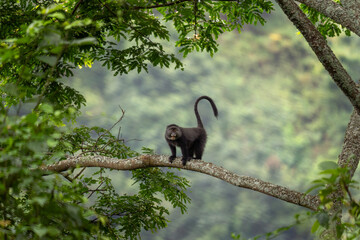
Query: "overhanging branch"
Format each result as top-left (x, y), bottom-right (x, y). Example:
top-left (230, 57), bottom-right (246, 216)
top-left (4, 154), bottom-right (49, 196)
top-left (131, 0), bottom-right (191, 9)
top-left (45, 154), bottom-right (319, 210)
top-left (130, 0), bottom-right (240, 10)
top-left (275, 0), bottom-right (360, 113)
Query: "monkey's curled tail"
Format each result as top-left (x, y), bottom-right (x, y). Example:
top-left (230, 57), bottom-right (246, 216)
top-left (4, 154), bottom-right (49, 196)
top-left (194, 96), bottom-right (218, 128)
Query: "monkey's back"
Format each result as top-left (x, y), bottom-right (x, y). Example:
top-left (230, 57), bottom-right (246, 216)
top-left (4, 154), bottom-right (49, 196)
top-left (181, 127), bottom-right (207, 142)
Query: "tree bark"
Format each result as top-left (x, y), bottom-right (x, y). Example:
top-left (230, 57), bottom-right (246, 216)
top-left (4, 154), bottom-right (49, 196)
top-left (295, 0), bottom-right (360, 37)
top-left (341, 0), bottom-right (360, 17)
top-left (44, 154), bottom-right (319, 210)
top-left (338, 110), bottom-right (360, 176)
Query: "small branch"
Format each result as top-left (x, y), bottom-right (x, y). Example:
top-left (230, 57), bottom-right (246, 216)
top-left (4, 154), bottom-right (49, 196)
top-left (194, 0), bottom-right (198, 36)
top-left (130, 0), bottom-right (239, 10)
top-left (44, 154), bottom-right (319, 210)
top-left (109, 106), bottom-right (125, 132)
top-left (344, 184), bottom-right (354, 203)
top-left (131, 0), bottom-right (191, 10)
top-left (60, 172), bottom-right (74, 182)
top-left (74, 167), bottom-right (86, 179)
top-left (72, 0), bottom-right (84, 15)
top-left (97, 0), bottom-right (118, 17)
top-left (88, 181), bottom-right (104, 199)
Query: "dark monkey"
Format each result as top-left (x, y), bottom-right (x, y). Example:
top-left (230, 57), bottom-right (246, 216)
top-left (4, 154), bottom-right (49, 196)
top-left (165, 96), bottom-right (218, 166)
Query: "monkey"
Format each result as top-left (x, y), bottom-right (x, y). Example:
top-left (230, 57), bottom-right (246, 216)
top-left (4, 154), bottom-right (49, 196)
top-left (165, 96), bottom-right (218, 166)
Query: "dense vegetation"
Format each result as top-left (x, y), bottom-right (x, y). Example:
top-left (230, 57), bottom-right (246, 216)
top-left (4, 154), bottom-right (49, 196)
top-left (2, 0), bottom-right (360, 239)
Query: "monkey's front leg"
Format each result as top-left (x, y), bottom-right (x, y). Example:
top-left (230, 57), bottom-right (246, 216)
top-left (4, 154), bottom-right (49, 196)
top-left (180, 144), bottom-right (191, 166)
top-left (168, 144), bottom-right (177, 163)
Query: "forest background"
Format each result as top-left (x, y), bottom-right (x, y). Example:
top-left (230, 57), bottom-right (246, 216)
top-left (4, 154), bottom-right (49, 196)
top-left (66, 4), bottom-right (360, 240)
top-left (2, 0), bottom-right (360, 239)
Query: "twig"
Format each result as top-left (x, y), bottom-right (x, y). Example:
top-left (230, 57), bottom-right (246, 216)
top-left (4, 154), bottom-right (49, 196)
top-left (109, 105), bottom-right (125, 132)
top-left (72, 0), bottom-right (84, 15)
top-left (97, 0), bottom-right (118, 16)
top-left (88, 181), bottom-right (104, 199)
top-left (194, 0), bottom-right (198, 36)
top-left (60, 172), bottom-right (74, 182)
top-left (74, 167), bottom-right (86, 179)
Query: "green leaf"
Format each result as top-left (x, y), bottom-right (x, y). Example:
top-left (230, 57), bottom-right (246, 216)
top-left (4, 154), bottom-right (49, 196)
top-left (49, 12), bottom-right (65, 20)
top-left (31, 197), bottom-right (48, 206)
top-left (71, 37), bottom-right (97, 46)
top-left (319, 169), bottom-right (340, 176)
top-left (311, 220), bottom-right (320, 233)
top-left (37, 55), bottom-right (58, 66)
top-left (33, 225), bottom-right (48, 238)
top-left (41, 4), bottom-right (64, 15)
top-left (318, 161), bottom-right (338, 171)
top-left (316, 212), bottom-right (329, 227)
top-left (64, 19), bottom-right (92, 30)
top-left (47, 138), bottom-right (58, 147)
top-left (24, 113), bottom-right (38, 124)
top-left (39, 103), bottom-right (54, 113)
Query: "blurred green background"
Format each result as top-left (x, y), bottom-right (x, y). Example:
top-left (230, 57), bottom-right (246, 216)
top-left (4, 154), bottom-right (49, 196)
top-left (65, 5), bottom-right (360, 240)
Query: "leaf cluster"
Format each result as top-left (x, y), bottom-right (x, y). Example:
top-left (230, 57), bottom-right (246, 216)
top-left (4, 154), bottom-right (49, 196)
top-left (158, 0), bottom-right (273, 57)
top-left (0, 105), bottom-right (100, 239)
top-left (306, 161), bottom-right (360, 239)
top-left (88, 167), bottom-right (191, 239)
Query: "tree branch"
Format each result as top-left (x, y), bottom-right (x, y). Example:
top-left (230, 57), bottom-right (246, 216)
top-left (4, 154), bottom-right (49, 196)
top-left (44, 154), bottom-right (319, 210)
top-left (130, 0), bottom-right (239, 10)
top-left (341, 0), bottom-right (360, 17)
top-left (131, 0), bottom-right (191, 10)
top-left (295, 0), bottom-right (360, 37)
top-left (275, 0), bottom-right (360, 113)
top-left (72, 0), bottom-right (84, 15)
top-left (338, 110), bottom-right (360, 177)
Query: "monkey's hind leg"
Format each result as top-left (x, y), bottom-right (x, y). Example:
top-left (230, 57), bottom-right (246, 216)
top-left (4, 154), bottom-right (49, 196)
top-left (188, 145), bottom-right (195, 160)
top-left (194, 140), bottom-right (206, 160)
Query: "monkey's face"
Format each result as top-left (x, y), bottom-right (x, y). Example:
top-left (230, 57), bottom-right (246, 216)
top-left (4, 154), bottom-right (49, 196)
top-left (165, 125), bottom-right (182, 141)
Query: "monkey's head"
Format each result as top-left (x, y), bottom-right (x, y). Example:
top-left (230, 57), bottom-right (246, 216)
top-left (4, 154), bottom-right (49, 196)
top-left (165, 124), bottom-right (182, 141)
